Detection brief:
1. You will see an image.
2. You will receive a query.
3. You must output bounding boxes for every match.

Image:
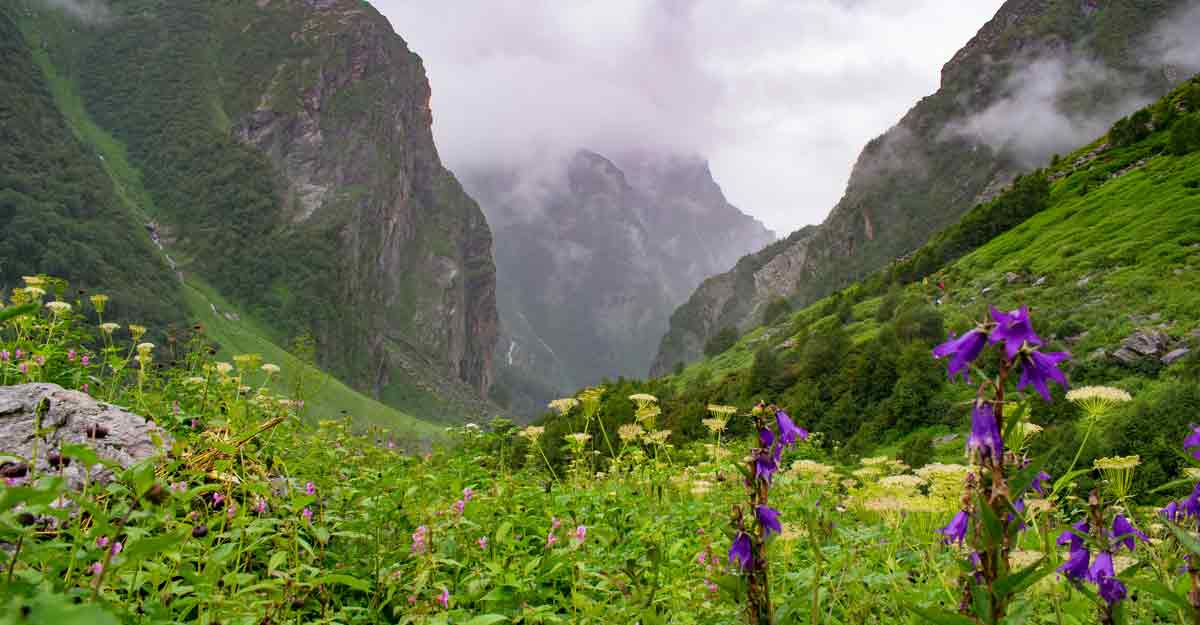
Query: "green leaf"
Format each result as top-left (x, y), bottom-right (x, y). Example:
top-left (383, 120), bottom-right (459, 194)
top-left (975, 492), bottom-right (1002, 543)
top-left (994, 557), bottom-right (1053, 598)
top-left (495, 521), bottom-right (512, 545)
top-left (904, 605), bottom-right (979, 625)
top-left (1166, 522), bottom-right (1200, 556)
top-left (0, 303), bottom-right (37, 325)
top-left (1009, 450), bottom-right (1053, 499)
top-left (1051, 468), bottom-right (1091, 495)
top-left (57, 443), bottom-right (100, 468)
top-left (314, 573), bottom-right (371, 592)
top-left (268, 550), bottom-right (288, 575)
top-left (1124, 578), bottom-right (1192, 612)
top-left (122, 531), bottom-right (187, 564)
top-left (463, 615), bottom-right (508, 625)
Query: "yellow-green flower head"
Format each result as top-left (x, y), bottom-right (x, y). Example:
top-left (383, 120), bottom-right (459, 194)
top-left (89, 294), bottom-right (109, 313)
top-left (578, 386), bottom-right (605, 405)
top-left (233, 353), bottom-right (262, 371)
top-left (128, 324), bottom-right (147, 341)
top-left (44, 301), bottom-right (71, 315)
top-left (548, 397), bottom-right (579, 414)
top-left (261, 363), bottom-right (281, 375)
top-left (706, 404), bottom-right (738, 417)
top-left (185, 376), bottom-right (206, 385)
top-left (878, 474), bottom-right (927, 492)
top-left (618, 423), bottom-right (644, 441)
top-left (1066, 386), bottom-right (1132, 417)
top-left (701, 417), bottom-right (728, 434)
top-left (215, 362), bottom-right (234, 376)
top-left (137, 342), bottom-right (155, 355)
top-left (22, 276), bottom-right (44, 287)
top-left (1093, 455), bottom-right (1140, 471)
top-left (628, 393), bottom-right (658, 405)
top-left (519, 425), bottom-right (545, 441)
top-left (860, 456), bottom-right (891, 466)
top-left (99, 322), bottom-right (120, 334)
top-left (24, 286), bottom-right (46, 300)
top-left (644, 429), bottom-right (672, 445)
top-left (566, 432), bottom-right (592, 445)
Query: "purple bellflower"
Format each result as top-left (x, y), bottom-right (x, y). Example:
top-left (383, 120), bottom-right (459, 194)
top-left (728, 531), bottom-right (753, 570)
top-left (933, 329), bottom-right (988, 383)
top-left (1058, 545), bottom-right (1090, 581)
top-left (775, 409), bottom-right (807, 446)
top-left (1162, 500), bottom-right (1181, 523)
top-left (1016, 349), bottom-right (1071, 402)
top-left (988, 305), bottom-right (1042, 361)
top-left (756, 505), bottom-right (782, 537)
top-left (1088, 551), bottom-right (1127, 604)
top-left (967, 400), bottom-right (1003, 461)
top-left (1185, 425), bottom-right (1200, 460)
top-left (1110, 515), bottom-right (1148, 552)
top-left (938, 510), bottom-right (969, 545)
top-left (1031, 470), bottom-right (1052, 496)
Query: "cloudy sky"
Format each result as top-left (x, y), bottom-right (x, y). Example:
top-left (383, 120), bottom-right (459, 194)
top-left (374, 0), bottom-right (1005, 235)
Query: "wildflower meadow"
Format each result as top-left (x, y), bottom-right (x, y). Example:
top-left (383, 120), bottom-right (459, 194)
top-left (3, 276), bottom-right (1200, 625)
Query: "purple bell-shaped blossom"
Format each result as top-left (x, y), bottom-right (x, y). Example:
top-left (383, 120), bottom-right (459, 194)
top-left (1056, 520), bottom-right (1089, 550)
top-left (1185, 425), bottom-right (1200, 460)
top-left (988, 305), bottom-right (1043, 361)
top-left (1110, 515), bottom-right (1148, 552)
top-left (933, 329), bottom-right (988, 383)
top-left (1088, 551), bottom-right (1127, 604)
top-left (728, 531), bottom-right (753, 570)
top-left (1031, 470), bottom-right (1052, 496)
top-left (756, 505), bottom-right (782, 537)
top-left (1016, 349), bottom-right (1071, 402)
top-left (967, 400), bottom-right (1003, 461)
top-left (775, 409), bottom-right (807, 446)
top-left (1058, 545), bottom-right (1090, 581)
top-left (1162, 500), bottom-right (1181, 523)
top-left (938, 510), bottom-right (969, 545)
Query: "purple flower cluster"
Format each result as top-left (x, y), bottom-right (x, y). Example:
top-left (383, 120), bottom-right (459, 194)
top-left (728, 407), bottom-right (807, 571)
top-left (1056, 515), bottom-right (1145, 605)
top-left (933, 305), bottom-right (1070, 401)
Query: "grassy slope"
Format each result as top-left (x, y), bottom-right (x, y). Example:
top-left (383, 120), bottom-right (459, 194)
top-left (664, 112), bottom-right (1200, 457)
top-left (182, 279), bottom-right (440, 438)
top-left (17, 10), bottom-right (439, 438)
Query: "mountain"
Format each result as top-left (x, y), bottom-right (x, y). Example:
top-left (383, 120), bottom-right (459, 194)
top-left (651, 0), bottom-right (1197, 376)
top-left (546, 72), bottom-right (1200, 478)
top-left (465, 150), bottom-right (774, 416)
top-left (3, 0), bottom-right (498, 424)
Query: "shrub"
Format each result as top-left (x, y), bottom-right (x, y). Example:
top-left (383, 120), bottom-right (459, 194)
top-left (704, 326), bottom-right (739, 357)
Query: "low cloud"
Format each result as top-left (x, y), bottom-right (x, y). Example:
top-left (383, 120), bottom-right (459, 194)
top-left (36, 0), bottom-right (111, 22)
top-left (943, 56), bottom-right (1154, 167)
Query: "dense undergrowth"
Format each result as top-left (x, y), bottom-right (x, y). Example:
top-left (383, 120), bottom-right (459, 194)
top-left (5, 279), bottom-right (1200, 624)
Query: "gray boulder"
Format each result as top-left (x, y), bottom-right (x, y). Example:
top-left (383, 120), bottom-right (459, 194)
top-left (1163, 348), bottom-right (1191, 365)
top-left (0, 384), bottom-right (172, 490)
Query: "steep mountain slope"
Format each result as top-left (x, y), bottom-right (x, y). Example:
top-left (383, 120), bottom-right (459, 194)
top-left (0, 7), bottom-right (181, 328)
top-left (2, 4), bottom-right (440, 436)
top-left (10, 0), bottom-right (499, 421)
top-left (651, 0), bottom-right (1196, 375)
top-left (466, 150), bottom-right (773, 415)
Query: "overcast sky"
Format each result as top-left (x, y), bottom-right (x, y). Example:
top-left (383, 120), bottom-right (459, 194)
top-left (374, 0), bottom-right (1005, 235)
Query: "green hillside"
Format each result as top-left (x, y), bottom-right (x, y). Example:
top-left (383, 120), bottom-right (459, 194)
top-left (538, 75), bottom-right (1200, 487)
top-left (3, 6), bottom-right (438, 437)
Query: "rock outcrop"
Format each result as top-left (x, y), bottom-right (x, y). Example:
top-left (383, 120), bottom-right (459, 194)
top-left (651, 0), bottom-right (1192, 375)
top-left (0, 384), bottom-right (172, 490)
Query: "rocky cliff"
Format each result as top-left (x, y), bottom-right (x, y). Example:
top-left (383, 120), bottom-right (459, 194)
top-left (10, 0), bottom-right (498, 419)
top-left (467, 150), bottom-right (774, 415)
top-left (651, 0), bottom-right (1194, 376)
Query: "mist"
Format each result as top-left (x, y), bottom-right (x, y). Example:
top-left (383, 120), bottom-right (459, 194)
top-left (35, 0), bottom-right (110, 22)
top-left (372, 0), bottom-right (1004, 234)
top-left (944, 2), bottom-right (1200, 169)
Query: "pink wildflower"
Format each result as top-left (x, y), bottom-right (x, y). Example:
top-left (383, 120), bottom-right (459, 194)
top-left (255, 498), bottom-right (267, 514)
top-left (305, 481), bottom-right (316, 496)
top-left (575, 525), bottom-right (587, 542)
top-left (454, 499), bottom-right (465, 515)
top-left (546, 532), bottom-right (558, 547)
top-left (463, 486), bottom-right (474, 502)
top-left (301, 507), bottom-right (312, 523)
top-left (477, 536), bottom-right (488, 550)
top-left (97, 536), bottom-right (110, 549)
top-left (437, 587), bottom-right (450, 608)
top-left (68, 350), bottom-right (76, 361)
top-left (551, 516), bottom-right (561, 530)
top-left (111, 541), bottom-right (122, 556)
top-left (90, 562), bottom-right (103, 575)
top-left (81, 354), bottom-right (90, 366)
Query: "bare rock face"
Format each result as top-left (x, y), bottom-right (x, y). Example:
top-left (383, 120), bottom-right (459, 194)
top-left (0, 384), bottom-right (172, 490)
